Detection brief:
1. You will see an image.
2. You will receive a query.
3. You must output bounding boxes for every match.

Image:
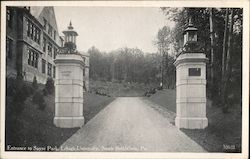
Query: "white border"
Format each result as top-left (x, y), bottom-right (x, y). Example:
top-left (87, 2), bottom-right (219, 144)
top-left (1, 1), bottom-right (249, 159)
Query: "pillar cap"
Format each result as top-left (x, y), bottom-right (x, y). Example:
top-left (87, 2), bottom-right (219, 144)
top-left (54, 53), bottom-right (85, 67)
top-left (174, 53), bottom-right (208, 66)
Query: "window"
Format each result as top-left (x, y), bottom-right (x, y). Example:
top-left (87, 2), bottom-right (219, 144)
top-left (27, 48), bottom-right (39, 68)
top-left (6, 38), bottom-right (13, 59)
top-left (83, 68), bottom-right (85, 76)
top-left (32, 24), bottom-right (36, 40)
top-left (53, 66), bottom-right (56, 78)
top-left (28, 49), bottom-right (31, 65)
top-left (53, 47), bottom-right (57, 59)
top-left (47, 63), bottom-right (52, 76)
top-left (26, 19), bottom-right (41, 44)
top-left (34, 52), bottom-right (38, 68)
top-left (48, 42), bottom-right (52, 57)
top-left (43, 38), bottom-right (46, 52)
top-left (30, 24), bottom-right (33, 39)
top-left (48, 24), bottom-right (52, 36)
top-left (83, 81), bottom-right (86, 91)
top-left (37, 30), bottom-right (41, 44)
top-left (54, 31), bottom-right (56, 40)
top-left (7, 8), bottom-right (12, 28)
top-left (26, 19), bottom-right (30, 36)
top-left (43, 18), bottom-right (47, 30)
top-left (42, 59), bottom-right (46, 74)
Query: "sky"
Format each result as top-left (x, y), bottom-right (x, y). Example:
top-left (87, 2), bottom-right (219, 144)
top-left (54, 7), bottom-right (174, 53)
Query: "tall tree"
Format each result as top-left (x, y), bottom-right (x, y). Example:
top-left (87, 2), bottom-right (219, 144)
top-left (222, 8), bottom-right (229, 80)
top-left (209, 8), bottom-right (215, 83)
top-left (156, 26), bottom-right (171, 88)
top-left (221, 8), bottom-right (235, 111)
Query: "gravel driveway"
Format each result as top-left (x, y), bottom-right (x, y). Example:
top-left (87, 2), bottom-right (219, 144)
top-left (61, 97), bottom-right (206, 152)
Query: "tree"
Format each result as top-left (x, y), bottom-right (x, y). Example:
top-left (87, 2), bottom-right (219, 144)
top-left (221, 8), bottom-right (235, 111)
top-left (209, 8), bottom-right (215, 84)
top-left (156, 26), bottom-right (172, 88)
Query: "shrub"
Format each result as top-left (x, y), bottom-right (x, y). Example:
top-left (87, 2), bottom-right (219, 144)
top-left (45, 77), bottom-right (54, 95)
top-left (32, 76), bottom-right (38, 90)
top-left (6, 77), bottom-right (30, 115)
top-left (43, 88), bottom-right (48, 96)
top-left (149, 88), bottom-right (156, 94)
top-left (33, 90), bottom-right (46, 111)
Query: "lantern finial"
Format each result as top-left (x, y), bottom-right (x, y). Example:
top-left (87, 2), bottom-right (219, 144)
top-left (188, 17), bottom-right (194, 27)
top-left (68, 20), bottom-right (73, 30)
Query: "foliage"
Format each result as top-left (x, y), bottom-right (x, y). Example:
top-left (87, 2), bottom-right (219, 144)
top-left (32, 76), bottom-right (38, 90)
top-left (45, 77), bottom-right (54, 95)
top-left (33, 90), bottom-right (46, 110)
top-left (6, 77), bottom-right (32, 115)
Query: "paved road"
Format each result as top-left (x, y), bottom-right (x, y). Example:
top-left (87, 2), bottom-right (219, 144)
top-left (61, 97), bottom-right (205, 152)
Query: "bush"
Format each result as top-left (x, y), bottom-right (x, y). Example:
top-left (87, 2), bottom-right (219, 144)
top-left (6, 77), bottom-right (31, 115)
top-left (32, 76), bottom-right (38, 90)
top-left (43, 88), bottom-right (48, 96)
top-left (149, 88), bottom-right (156, 94)
top-left (33, 90), bottom-right (46, 111)
top-left (45, 77), bottom-right (54, 95)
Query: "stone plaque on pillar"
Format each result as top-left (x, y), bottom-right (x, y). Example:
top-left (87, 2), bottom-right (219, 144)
top-left (54, 53), bottom-right (85, 128)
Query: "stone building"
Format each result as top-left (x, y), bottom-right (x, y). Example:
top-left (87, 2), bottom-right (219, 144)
top-left (79, 52), bottom-right (89, 92)
top-left (6, 6), bottom-right (62, 84)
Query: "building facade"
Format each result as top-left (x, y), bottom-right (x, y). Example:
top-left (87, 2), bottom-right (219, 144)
top-left (6, 6), bottom-right (62, 84)
top-left (80, 52), bottom-right (89, 91)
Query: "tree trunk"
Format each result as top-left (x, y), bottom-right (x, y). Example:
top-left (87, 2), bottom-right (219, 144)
top-left (222, 8), bottom-right (229, 79)
top-left (209, 8), bottom-right (215, 83)
top-left (222, 8), bottom-right (234, 112)
top-left (226, 9), bottom-right (234, 73)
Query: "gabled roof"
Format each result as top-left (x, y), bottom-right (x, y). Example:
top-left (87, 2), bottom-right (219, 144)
top-left (30, 6), bottom-right (44, 19)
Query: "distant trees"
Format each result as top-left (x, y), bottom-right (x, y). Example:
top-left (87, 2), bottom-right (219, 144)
top-left (161, 7), bottom-right (243, 111)
top-left (88, 46), bottom-right (162, 86)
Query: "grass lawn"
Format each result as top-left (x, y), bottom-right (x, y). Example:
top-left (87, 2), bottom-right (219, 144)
top-left (146, 89), bottom-right (242, 152)
top-left (5, 83), bottom-right (114, 150)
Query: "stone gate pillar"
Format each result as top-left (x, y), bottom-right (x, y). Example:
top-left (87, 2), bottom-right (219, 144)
top-left (54, 53), bottom-right (85, 128)
top-left (174, 18), bottom-right (208, 129)
top-left (174, 53), bottom-right (208, 129)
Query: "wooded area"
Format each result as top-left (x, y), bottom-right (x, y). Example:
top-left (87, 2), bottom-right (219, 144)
top-left (88, 7), bottom-right (242, 111)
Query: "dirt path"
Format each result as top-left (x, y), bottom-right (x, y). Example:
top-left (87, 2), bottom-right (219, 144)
top-left (61, 97), bottom-right (206, 152)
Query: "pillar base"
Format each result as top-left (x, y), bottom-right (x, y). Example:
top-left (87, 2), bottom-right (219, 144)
top-left (175, 117), bottom-right (208, 129)
top-left (54, 116), bottom-right (85, 128)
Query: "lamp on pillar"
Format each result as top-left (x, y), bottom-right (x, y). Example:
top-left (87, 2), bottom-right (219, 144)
top-left (183, 18), bottom-right (198, 45)
top-left (182, 17), bottom-right (202, 53)
top-left (174, 17), bottom-right (208, 129)
top-left (62, 21), bottom-right (78, 53)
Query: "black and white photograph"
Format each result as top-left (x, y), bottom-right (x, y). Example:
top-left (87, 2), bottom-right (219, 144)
top-left (0, 1), bottom-right (249, 159)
